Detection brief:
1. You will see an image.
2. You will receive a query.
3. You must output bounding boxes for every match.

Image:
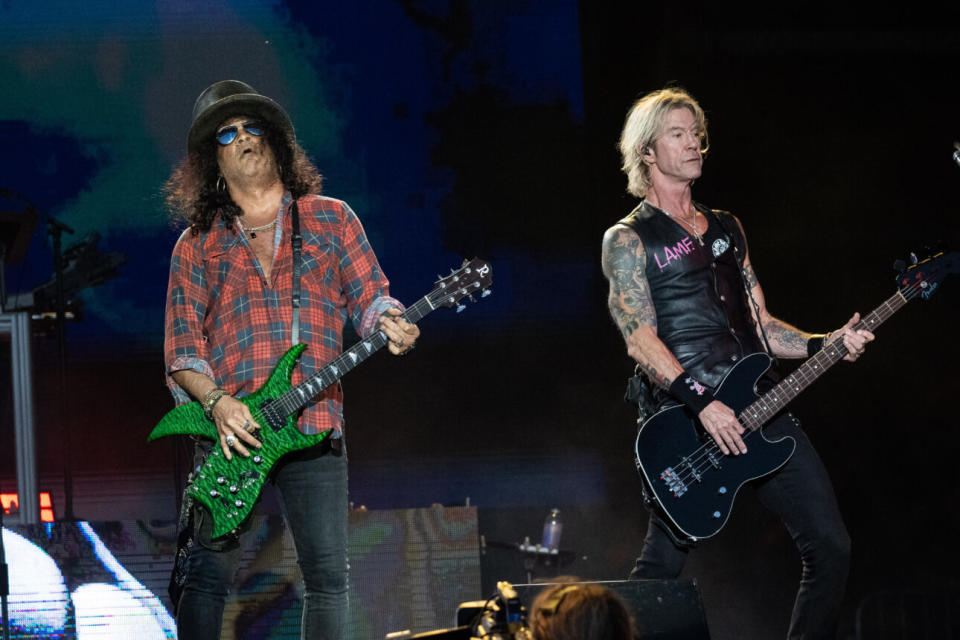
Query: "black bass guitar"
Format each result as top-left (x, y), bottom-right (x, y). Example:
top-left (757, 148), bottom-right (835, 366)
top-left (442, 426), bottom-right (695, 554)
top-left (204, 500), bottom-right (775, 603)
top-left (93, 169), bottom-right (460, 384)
top-left (149, 258), bottom-right (492, 539)
top-left (635, 251), bottom-right (957, 542)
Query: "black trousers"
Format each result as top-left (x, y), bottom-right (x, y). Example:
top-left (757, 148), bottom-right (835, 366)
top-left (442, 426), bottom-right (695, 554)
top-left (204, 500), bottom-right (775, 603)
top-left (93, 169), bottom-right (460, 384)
top-left (630, 412), bottom-right (851, 640)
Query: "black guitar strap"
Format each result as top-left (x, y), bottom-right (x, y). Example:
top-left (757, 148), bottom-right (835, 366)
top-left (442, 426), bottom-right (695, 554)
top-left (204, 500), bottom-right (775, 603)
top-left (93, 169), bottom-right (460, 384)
top-left (290, 199), bottom-right (302, 346)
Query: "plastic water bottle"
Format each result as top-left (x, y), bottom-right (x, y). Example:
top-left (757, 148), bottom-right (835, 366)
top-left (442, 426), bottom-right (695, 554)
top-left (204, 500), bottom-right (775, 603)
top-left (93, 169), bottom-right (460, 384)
top-left (541, 508), bottom-right (562, 552)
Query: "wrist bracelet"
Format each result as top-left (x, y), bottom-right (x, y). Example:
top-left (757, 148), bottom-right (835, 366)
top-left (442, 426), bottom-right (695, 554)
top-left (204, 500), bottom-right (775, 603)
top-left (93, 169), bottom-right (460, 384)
top-left (669, 375), bottom-right (715, 415)
top-left (202, 388), bottom-right (228, 420)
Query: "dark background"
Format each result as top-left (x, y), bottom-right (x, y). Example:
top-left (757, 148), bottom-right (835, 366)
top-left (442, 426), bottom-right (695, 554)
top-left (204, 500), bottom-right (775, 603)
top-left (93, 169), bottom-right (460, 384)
top-left (1, 2), bottom-right (958, 638)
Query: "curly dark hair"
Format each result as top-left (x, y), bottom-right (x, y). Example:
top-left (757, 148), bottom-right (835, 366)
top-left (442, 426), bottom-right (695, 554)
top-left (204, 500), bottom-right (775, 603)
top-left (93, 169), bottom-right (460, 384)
top-left (165, 125), bottom-right (322, 234)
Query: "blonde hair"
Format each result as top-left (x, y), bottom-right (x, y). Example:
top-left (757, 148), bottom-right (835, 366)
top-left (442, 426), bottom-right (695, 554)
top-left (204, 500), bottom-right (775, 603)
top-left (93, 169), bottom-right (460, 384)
top-left (618, 87), bottom-right (708, 197)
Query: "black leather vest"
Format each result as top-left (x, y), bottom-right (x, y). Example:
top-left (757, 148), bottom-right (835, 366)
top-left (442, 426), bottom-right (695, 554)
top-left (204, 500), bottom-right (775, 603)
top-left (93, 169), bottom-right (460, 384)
top-left (619, 201), bottom-right (764, 389)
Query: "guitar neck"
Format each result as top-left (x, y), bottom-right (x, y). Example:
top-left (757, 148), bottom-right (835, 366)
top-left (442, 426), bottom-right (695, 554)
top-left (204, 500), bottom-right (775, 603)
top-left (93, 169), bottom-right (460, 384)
top-left (740, 288), bottom-right (910, 430)
top-left (271, 295), bottom-right (436, 417)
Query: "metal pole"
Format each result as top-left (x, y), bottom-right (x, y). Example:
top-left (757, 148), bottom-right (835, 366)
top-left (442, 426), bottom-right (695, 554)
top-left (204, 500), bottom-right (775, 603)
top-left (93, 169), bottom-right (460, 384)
top-left (2, 311), bottom-right (38, 525)
top-left (48, 219), bottom-right (75, 521)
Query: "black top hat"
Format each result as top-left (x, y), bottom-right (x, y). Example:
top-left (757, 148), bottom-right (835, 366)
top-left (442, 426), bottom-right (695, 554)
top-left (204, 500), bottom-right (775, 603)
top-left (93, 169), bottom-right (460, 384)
top-left (187, 80), bottom-right (294, 156)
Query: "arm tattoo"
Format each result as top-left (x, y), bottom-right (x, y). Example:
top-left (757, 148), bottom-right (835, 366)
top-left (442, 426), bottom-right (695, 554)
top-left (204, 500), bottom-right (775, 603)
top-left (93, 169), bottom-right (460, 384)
top-left (762, 319), bottom-right (809, 357)
top-left (601, 227), bottom-right (656, 339)
top-left (639, 362), bottom-right (671, 389)
top-left (742, 263), bottom-right (760, 289)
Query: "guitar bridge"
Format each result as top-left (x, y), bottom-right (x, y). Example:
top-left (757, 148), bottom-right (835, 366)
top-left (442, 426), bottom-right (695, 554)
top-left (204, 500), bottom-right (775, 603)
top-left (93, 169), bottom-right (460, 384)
top-left (660, 466), bottom-right (688, 497)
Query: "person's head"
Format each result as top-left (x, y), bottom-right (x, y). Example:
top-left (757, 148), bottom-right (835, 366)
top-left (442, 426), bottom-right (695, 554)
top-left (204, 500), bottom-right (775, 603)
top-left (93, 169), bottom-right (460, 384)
top-left (165, 80), bottom-right (322, 232)
top-left (529, 583), bottom-right (634, 640)
top-left (618, 87), bottom-right (708, 198)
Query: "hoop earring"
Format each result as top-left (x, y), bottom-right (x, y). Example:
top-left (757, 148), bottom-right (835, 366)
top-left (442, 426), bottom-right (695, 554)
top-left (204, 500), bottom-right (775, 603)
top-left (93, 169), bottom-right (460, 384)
top-left (216, 176), bottom-right (226, 194)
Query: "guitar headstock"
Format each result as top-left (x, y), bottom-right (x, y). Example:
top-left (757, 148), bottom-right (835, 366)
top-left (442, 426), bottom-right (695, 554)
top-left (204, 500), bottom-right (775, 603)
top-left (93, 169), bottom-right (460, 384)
top-left (895, 249), bottom-right (959, 301)
top-left (430, 258), bottom-right (493, 312)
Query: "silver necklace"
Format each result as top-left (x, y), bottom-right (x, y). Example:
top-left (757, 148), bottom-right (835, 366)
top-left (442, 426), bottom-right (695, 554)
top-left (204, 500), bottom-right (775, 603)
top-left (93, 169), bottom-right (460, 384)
top-left (652, 203), bottom-right (704, 246)
top-left (239, 216), bottom-right (277, 239)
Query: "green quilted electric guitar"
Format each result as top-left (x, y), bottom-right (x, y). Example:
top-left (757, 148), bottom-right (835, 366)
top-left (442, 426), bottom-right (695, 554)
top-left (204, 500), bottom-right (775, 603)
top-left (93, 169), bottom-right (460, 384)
top-left (149, 258), bottom-right (492, 538)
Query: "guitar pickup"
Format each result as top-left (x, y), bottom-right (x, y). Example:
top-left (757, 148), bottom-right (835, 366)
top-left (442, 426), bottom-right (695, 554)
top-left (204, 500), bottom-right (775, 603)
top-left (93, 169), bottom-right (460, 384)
top-left (706, 451), bottom-right (721, 468)
top-left (258, 403), bottom-right (285, 431)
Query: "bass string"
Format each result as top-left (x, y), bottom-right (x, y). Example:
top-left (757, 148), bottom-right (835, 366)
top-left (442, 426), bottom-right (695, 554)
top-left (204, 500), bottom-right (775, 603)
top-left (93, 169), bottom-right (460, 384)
top-left (662, 278), bottom-right (929, 489)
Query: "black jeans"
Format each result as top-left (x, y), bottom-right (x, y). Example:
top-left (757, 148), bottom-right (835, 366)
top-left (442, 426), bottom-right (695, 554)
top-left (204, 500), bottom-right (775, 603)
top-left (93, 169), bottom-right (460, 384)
top-left (630, 412), bottom-right (851, 640)
top-left (176, 438), bottom-right (349, 640)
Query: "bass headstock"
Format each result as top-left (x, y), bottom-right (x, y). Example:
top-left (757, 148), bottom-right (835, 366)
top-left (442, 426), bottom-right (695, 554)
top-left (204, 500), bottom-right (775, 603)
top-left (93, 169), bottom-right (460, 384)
top-left (894, 248), bottom-right (958, 301)
top-left (430, 258), bottom-right (492, 312)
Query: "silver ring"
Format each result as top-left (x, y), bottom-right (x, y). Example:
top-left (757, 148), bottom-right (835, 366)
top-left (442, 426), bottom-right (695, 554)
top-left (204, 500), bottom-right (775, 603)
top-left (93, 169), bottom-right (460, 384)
top-left (241, 419), bottom-right (251, 431)
top-left (225, 435), bottom-right (236, 447)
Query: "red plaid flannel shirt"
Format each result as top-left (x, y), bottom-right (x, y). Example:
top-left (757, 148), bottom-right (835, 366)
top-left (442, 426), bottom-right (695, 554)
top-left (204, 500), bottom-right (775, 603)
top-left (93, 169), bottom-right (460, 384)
top-left (164, 194), bottom-right (400, 436)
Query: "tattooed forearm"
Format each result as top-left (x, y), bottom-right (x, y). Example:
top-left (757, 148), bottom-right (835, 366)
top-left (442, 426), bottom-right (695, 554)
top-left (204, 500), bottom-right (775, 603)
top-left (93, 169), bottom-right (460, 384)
top-left (601, 227), bottom-right (657, 339)
top-left (741, 258), bottom-right (808, 358)
top-left (761, 318), bottom-right (809, 358)
top-left (742, 263), bottom-right (760, 289)
top-left (602, 225), bottom-right (685, 387)
top-left (638, 362), bottom-right (672, 389)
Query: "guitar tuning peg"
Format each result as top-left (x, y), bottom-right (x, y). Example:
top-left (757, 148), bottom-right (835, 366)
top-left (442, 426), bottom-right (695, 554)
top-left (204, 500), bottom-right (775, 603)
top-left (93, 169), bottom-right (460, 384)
top-left (456, 304), bottom-right (466, 313)
top-left (481, 289), bottom-right (492, 297)
top-left (910, 252), bottom-right (919, 265)
top-left (461, 258), bottom-right (468, 267)
top-left (437, 274), bottom-right (443, 280)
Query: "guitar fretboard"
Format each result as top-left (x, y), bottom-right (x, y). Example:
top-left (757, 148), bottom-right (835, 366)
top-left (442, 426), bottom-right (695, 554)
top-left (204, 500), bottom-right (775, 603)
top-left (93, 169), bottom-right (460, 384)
top-left (269, 295), bottom-right (434, 418)
top-left (261, 261), bottom-right (489, 421)
top-left (740, 287), bottom-right (914, 431)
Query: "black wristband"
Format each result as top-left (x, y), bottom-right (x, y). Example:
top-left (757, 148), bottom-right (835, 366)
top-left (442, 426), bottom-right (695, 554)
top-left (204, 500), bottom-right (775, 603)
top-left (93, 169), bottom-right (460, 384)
top-left (669, 375), bottom-right (716, 415)
top-left (807, 336), bottom-right (825, 358)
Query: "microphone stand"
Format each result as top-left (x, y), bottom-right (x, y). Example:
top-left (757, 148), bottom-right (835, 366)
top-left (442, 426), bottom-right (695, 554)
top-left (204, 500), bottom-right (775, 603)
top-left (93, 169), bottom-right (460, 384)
top-left (47, 216), bottom-right (76, 522)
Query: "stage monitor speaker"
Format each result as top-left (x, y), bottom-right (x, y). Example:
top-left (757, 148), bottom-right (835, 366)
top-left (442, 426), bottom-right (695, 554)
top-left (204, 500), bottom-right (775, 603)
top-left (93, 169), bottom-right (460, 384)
top-left (512, 578), bottom-right (710, 640)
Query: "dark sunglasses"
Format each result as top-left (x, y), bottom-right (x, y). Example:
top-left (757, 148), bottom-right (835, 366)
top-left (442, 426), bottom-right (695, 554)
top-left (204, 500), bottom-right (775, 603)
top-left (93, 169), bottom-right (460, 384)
top-left (215, 121), bottom-right (265, 146)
